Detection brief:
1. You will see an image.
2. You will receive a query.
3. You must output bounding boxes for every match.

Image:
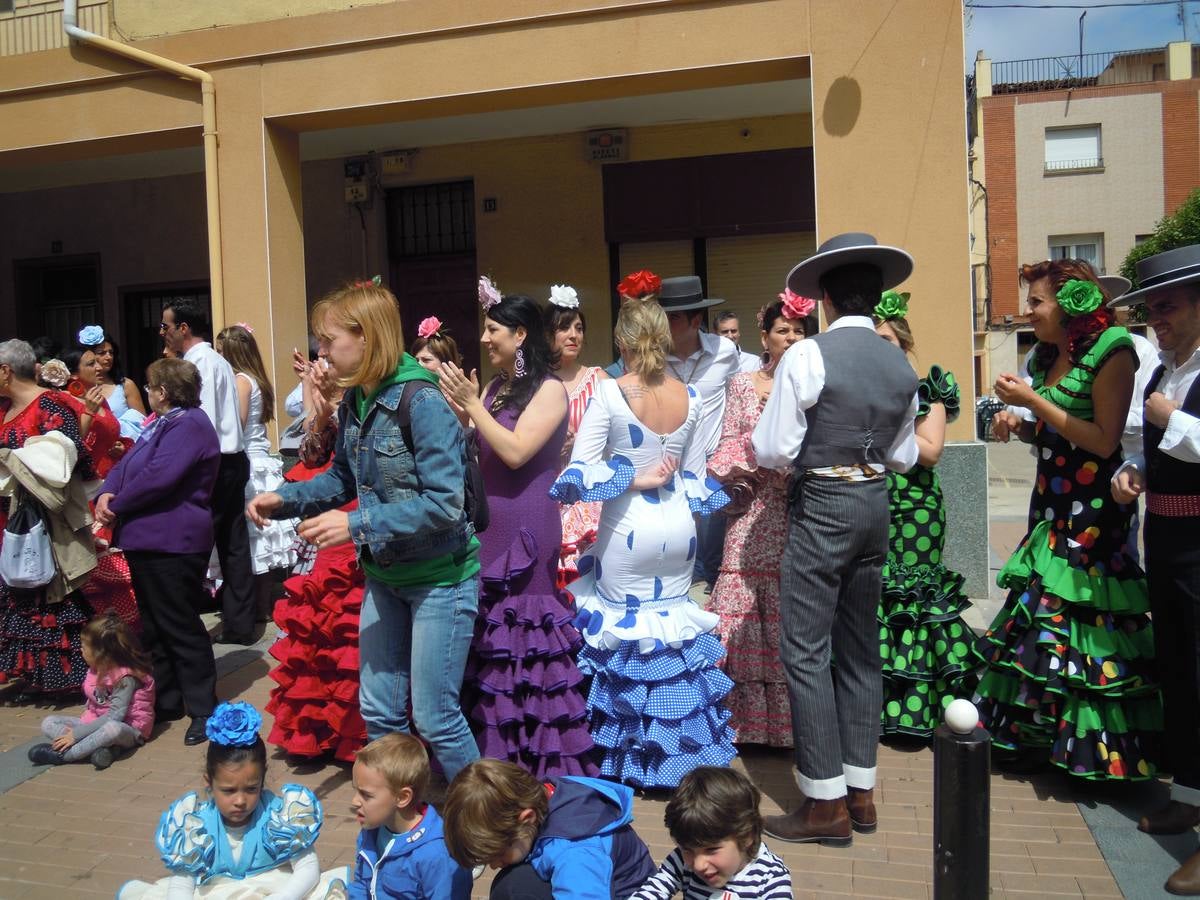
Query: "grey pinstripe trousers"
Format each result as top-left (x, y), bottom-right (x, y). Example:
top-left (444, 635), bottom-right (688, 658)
top-left (779, 474), bottom-right (889, 799)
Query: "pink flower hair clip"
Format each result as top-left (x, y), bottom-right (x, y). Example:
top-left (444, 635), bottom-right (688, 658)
top-left (234, 321), bottom-right (255, 334)
top-left (778, 288), bottom-right (816, 320)
top-left (417, 316), bottom-right (443, 340)
top-left (478, 275), bottom-right (502, 312)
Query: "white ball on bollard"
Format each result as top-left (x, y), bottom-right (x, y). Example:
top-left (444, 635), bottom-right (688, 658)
top-left (944, 698), bottom-right (979, 735)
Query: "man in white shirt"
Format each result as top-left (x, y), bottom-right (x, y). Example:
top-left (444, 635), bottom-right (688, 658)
top-left (752, 233), bottom-right (918, 846)
top-left (161, 299), bottom-right (258, 646)
top-left (659, 277), bottom-right (741, 590)
top-left (715, 310), bottom-right (763, 374)
top-left (1108, 243), bottom-right (1200, 895)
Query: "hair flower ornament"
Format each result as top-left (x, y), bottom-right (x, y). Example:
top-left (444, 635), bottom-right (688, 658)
top-left (874, 290), bottom-right (910, 322)
top-left (417, 316), bottom-right (443, 340)
top-left (40, 359), bottom-right (69, 389)
top-left (351, 275), bottom-right (383, 289)
top-left (1056, 279), bottom-right (1104, 317)
top-left (778, 288), bottom-right (816, 320)
top-left (478, 275), bottom-right (502, 312)
top-left (77, 325), bottom-right (106, 347)
top-left (205, 700), bottom-right (262, 747)
top-left (548, 284), bottom-right (580, 310)
top-left (616, 270), bottom-right (662, 300)
top-left (234, 322), bottom-right (255, 334)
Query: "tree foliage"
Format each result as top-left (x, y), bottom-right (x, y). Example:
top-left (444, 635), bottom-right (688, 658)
top-left (1121, 187), bottom-right (1200, 283)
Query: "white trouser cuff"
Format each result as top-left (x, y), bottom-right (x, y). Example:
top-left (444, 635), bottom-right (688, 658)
top-left (1171, 783), bottom-right (1200, 807)
top-left (844, 764), bottom-right (876, 791)
top-left (795, 768), bottom-right (846, 800)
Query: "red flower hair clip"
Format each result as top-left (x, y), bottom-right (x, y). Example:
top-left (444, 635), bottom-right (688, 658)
top-left (616, 270), bottom-right (662, 300)
top-left (778, 288), bottom-right (816, 320)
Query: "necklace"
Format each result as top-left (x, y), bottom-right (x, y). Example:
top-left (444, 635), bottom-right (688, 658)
top-left (667, 353), bottom-right (704, 385)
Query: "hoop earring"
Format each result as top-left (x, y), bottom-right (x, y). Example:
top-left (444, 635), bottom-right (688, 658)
top-left (514, 347), bottom-right (526, 378)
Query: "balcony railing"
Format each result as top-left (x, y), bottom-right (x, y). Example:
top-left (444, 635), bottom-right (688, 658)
top-left (993, 47), bottom-right (1165, 94)
top-left (1044, 157), bottom-right (1104, 173)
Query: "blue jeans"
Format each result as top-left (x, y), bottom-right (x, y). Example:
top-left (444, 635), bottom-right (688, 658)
top-left (358, 574), bottom-right (480, 781)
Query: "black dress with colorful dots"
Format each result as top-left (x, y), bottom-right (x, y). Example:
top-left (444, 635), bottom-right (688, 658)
top-left (878, 366), bottom-right (975, 736)
top-left (973, 326), bottom-right (1162, 781)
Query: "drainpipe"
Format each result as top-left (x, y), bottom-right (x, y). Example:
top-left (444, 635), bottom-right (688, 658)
top-left (62, 0), bottom-right (225, 332)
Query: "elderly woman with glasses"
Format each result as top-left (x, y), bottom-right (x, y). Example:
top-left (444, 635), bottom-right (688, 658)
top-left (95, 358), bottom-right (222, 746)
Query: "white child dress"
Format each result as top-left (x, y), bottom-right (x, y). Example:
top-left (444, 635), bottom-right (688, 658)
top-left (241, 374), bottom-right (300, 575)
top-left (551, 379), bottom-right (737, 788)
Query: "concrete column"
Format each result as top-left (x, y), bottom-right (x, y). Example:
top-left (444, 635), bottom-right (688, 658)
top-left (1167, 41), bottom-right (1193, 81)
top-left (213, 64), bottom-right (308, 440)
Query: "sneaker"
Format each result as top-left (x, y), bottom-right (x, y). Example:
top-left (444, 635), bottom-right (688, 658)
top-left (27, 744), bottom-right (64, 766)
top-left (90, 747), bottom-right (115, 770)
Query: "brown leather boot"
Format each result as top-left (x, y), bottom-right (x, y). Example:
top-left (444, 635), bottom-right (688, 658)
top-left (846, 787), bottom-right (877, 834)
top-left (763, 797), bottom-right (852, 846)
top-left (1140, 800), bottom-right (1200, 835)
top-left (1167, 847), bottom-right (1200, 895)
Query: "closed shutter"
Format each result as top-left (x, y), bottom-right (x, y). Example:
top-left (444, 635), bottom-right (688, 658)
top-left (1044, 126), bottom-right (1101, 170)
top-left (706, 232), bottom-right (816, 351)
top-left (618, 241), bottom-right (695, 282)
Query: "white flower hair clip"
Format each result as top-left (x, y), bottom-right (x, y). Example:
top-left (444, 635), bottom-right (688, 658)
top-left (478, 275), bottom-right (502, 312)
top-left (548, 284), bottom-right (580, 310)
top-left (39, 359), bottom-right (70, 389)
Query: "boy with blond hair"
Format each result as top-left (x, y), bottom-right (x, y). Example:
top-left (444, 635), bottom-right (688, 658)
top-left (348, 734), bottom-right (470, 899)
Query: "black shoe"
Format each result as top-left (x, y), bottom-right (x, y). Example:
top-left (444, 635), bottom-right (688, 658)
top-left (90, 747), bottom-right (115, 770)
top-left (27, 744), bottom-right (64, 766)
top-left (155, 707), bottom-right (186, 723)
top-left (214, 632), bottom-right (257, 646)
top-left (184, 716), bottom-right (210, 746)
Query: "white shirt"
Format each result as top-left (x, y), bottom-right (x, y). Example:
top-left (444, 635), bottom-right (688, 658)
top-left (752, 315), bottom-right (919, 475)
top-left (184, 341), bottom-right (245, 454)
top-left (1115, 342), bottom-right (1200, 480)
top-left (666, 330), bottom-right (741, 458)
top-left (737, 348), bottom-right (763, 374)
top-left (284, 381), bottom-right (304, 419)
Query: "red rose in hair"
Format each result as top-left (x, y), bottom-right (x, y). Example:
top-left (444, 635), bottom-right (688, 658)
top-left (616, 270), bottom-right (662, 300)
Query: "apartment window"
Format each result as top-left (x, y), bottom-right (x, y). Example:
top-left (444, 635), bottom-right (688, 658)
top-left (1049, 234), bottom-right (1104, 273)
top-left (1045, 125), bottom-right (1102, 173)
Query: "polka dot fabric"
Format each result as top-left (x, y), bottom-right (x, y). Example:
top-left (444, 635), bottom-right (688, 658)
top-left (875, 367), bottom-right (974, 736)
top-left (972, 329), bottom-right (1162, 781)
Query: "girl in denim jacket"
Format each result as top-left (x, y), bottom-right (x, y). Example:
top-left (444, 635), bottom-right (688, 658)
top-left (249, 280), bottom-right (481, 783)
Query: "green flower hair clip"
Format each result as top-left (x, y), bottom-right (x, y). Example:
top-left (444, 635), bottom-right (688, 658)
top-left (1056, 279), bottom-right (1103, 317)
top-left (874, 290), bottom-right (910, 322)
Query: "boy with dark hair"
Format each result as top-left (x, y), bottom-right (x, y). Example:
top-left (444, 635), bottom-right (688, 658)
top-left (630, 767), bottom-right (791, 898)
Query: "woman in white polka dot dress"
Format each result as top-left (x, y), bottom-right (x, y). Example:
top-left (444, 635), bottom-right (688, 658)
top-left (551, 300), bottom-right (737, 789)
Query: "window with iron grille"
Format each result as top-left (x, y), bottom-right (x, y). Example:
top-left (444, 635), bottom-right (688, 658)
top-left (387, 181), bottom-right (475, 257)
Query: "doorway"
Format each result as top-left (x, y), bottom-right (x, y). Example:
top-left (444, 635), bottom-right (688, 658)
top-left (120, 283), bottom-right (211, 385)
top-left (386, 180), bottom-right (480, 373)
top-left (13, 255), bottom-right (101, 346)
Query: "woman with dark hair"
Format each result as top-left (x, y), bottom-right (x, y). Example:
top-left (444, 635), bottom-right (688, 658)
top-left (96, 357), bottom-right (221, 745)
top-left (58, 347), bottom-right (124, 479)
top-left (410, 316), bottom-right (464, 371)
top-left (870, 291), bottom-right (974, 738)
top-left (75, 325), bottom-right (146, 437)
top-left (544, 287), bottom-right (609, 586)
top-left (708, 293), bottom-right (813, 747)
top-left (978, 258), bottom-right (1160, 780)
top-left (438, 279), bottom-right (596, 777)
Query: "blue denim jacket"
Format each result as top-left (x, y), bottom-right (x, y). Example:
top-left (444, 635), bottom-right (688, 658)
top-left (274, 381), bottom-right (472, 566)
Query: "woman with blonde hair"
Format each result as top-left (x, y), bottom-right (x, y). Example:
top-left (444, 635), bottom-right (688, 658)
top-left (248, 278), bottom-right (481, 782)
top-left (216, 324), bottom-right (299, 586)
top-left (550, 299), bottom-right (737, 788)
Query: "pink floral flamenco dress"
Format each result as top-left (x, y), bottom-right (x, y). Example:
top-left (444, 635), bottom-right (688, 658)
top-left (707, 372), bottom-right (793, 747)
top-left (558, 366), bottom-right (604, 587)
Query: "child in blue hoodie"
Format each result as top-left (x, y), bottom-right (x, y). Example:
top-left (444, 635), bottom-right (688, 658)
top-left (348, 734), bottom-right (471, 899)
top-left (442, 758), bottom-right (656, 900)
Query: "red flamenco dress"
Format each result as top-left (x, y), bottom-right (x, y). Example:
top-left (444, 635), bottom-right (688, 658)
top-left (266, 428), bottom-right (368, 762)
top-left (0, 392), bottom-right (98, 693)
top-left (58, 391), bottom-right (139, 629)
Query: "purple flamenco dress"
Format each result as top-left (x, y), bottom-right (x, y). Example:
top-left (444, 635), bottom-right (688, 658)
top-left (464, 377), bottom-right (597, 777)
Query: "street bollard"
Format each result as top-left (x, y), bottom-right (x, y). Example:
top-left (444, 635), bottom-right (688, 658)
top-left (933, 699), bottom-right (990, 900)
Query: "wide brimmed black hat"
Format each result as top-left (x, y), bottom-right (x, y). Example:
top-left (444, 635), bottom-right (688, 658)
top-left (1109, 243), bottom-right (1200, 307)
top-left (1098, 275), bottom-right (1131, 301)
top-left (658, 276), bottom-right (724, 312)
top-left (786, 232), bottom-right (913, 298)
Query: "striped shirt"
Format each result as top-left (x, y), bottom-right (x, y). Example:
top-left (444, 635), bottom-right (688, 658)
top-left (628, 842), bottom-right (793, 899)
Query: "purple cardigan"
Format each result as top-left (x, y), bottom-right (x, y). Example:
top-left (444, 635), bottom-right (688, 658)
top-left (101, 407), bottom-right (220, 554)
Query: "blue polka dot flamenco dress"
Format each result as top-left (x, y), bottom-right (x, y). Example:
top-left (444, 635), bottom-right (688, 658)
top-left (550, 379), bottom-right (738, 789)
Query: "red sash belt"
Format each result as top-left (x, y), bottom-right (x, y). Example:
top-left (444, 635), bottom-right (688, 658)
top-left (1146, 492), bottom-right (1200, 517)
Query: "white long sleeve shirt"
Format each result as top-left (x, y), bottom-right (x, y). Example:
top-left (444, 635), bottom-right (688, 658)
top-left (1114, 343), bottom-right (1200, 481)
top-left (184, 341), bottom-right (245, 454)
top-left (667, 331), bottom-right (741, 459)
top-left (752, 316), bottom-right (919, 477)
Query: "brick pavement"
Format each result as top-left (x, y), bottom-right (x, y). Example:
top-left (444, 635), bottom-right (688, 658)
top-left (0, 657), bottom-right (1124, 900)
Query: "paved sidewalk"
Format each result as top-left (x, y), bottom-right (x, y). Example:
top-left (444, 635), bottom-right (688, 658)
top-left (0, 441), bottom-right (1179, 898)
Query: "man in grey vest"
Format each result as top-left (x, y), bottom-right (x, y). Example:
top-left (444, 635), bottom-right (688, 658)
top-left (752, 233), bottom-right (919, 845)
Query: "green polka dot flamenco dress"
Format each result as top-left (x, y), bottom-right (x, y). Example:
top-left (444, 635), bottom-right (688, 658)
top-left (878, 366), bottom-right (975, 736)
top-left (973, 327), bottom-right (1162, 780)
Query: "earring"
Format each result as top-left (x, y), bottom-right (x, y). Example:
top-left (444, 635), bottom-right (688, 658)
top-left (514, 347), bottom-right (526, 378)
